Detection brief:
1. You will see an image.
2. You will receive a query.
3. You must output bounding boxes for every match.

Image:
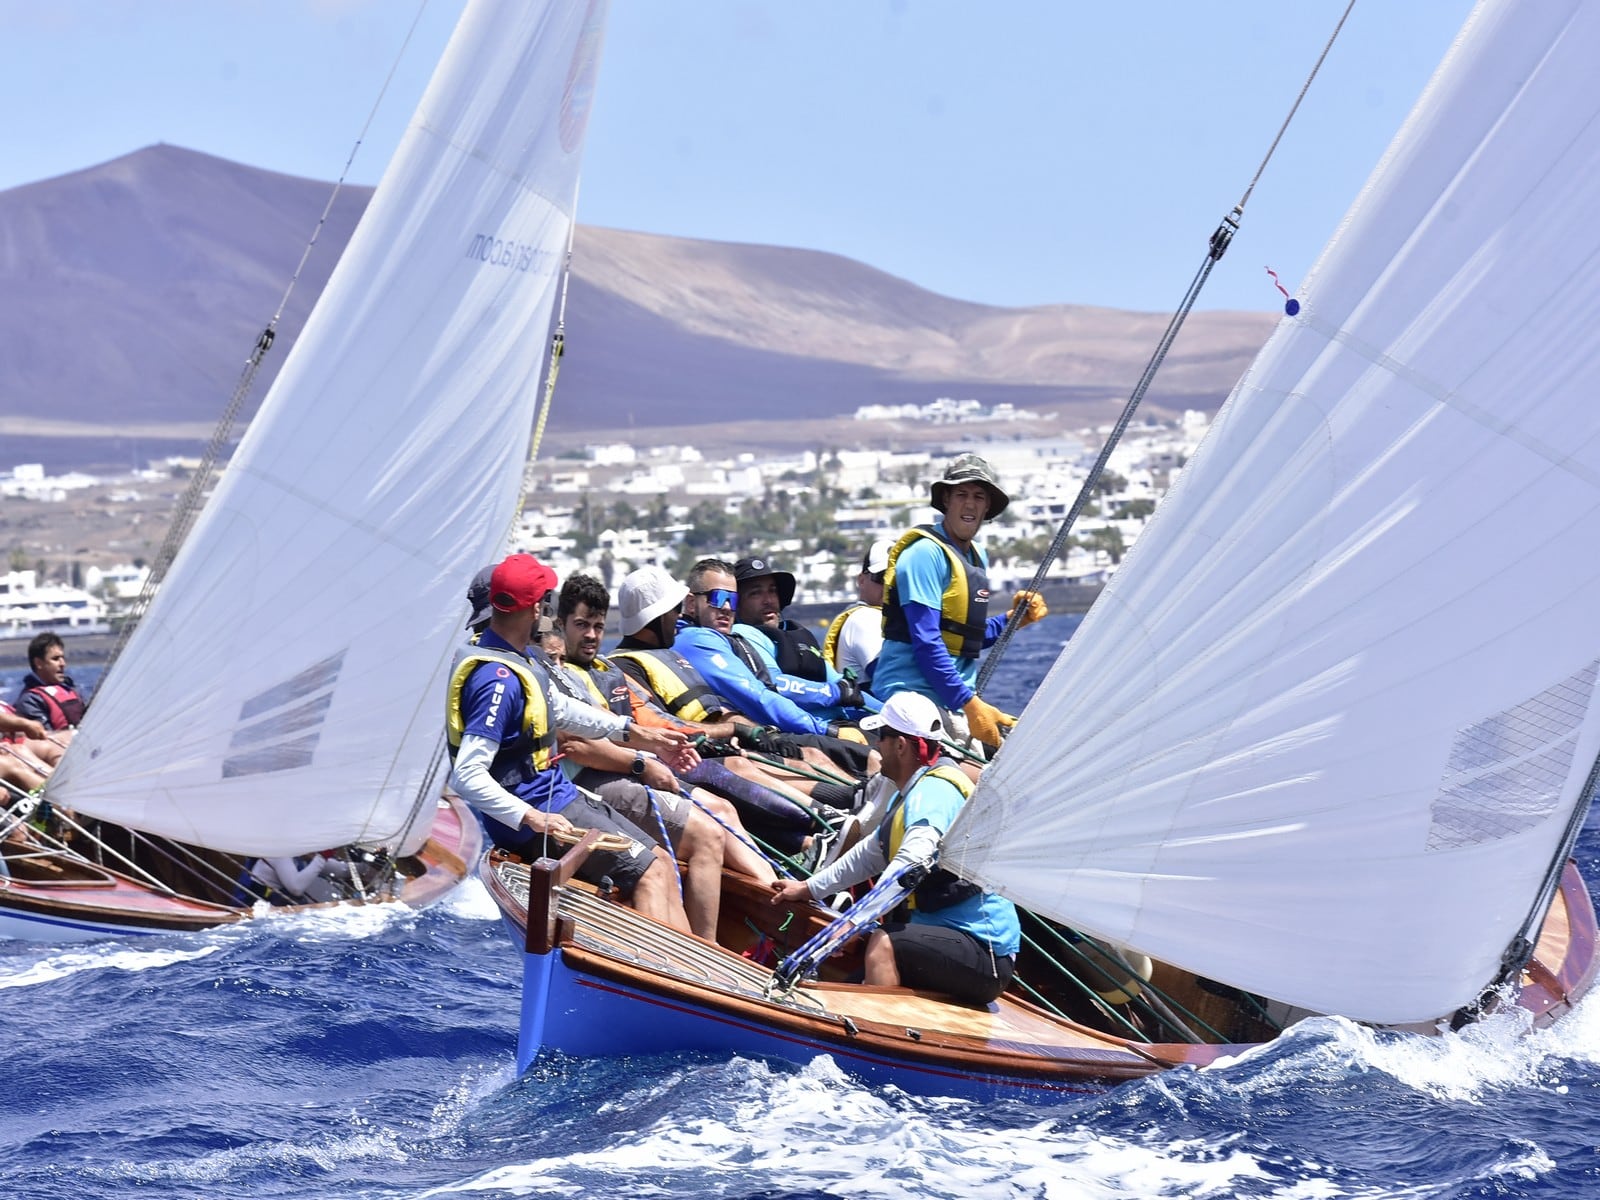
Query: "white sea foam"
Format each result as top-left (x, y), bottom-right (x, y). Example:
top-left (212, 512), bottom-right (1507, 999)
top-left (0, 941), bottom-right (221, 989)
top-left (422, 1056), bottom-right (1306, 1199)
top-left (93, 1114), bottom-right (414, 1188)
top-left (1237, 991), bottom-right (1600, 1105)
top-left (439, 875), bottom-right (499, 921)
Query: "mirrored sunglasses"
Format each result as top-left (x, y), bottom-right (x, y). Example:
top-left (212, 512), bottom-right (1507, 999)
top-left (693, 588), bottom-right (737, 609)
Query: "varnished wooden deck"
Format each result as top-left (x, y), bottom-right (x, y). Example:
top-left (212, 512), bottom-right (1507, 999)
top-left (496, 866), bottom-right (1151, 1064)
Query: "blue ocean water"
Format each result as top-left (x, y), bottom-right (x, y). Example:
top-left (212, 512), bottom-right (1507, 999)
top-left (4, 615), bottom-right (1599, 1199)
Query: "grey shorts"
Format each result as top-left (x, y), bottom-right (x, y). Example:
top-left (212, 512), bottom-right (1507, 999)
top-left (580, 775), bottom-right (694, 850)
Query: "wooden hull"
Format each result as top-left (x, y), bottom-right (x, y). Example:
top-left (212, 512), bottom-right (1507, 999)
top-left (0, 795), bottom-right (482, 941)
top-left (481, 851), bottom-right (1597, 1100)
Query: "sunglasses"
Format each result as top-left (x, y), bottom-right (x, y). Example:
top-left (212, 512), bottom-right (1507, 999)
top-left (692, 588), bottom-right (737, 610)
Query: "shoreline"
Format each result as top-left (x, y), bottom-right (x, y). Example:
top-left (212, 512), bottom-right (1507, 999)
top-left (0, 583), bottom-right (1101, 671)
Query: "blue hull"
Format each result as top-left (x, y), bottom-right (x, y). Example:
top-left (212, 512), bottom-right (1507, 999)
top-left (515, 944), bottom-right (1108, 1102)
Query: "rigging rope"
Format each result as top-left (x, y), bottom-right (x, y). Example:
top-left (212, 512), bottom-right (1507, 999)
top-left (98, 0), bottom-right (437, 684)
top-left (975, 0), bottom-right (1357, 696)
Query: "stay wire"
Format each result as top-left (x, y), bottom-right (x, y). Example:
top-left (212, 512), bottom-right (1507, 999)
top-left (975, 0), bottom-right (1356, 697)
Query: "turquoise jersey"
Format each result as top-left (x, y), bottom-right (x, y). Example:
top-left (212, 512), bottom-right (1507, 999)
top-left (873, 536), bottom-right (988, 704)
top-left (891, 769), bottom-right (1020, 957)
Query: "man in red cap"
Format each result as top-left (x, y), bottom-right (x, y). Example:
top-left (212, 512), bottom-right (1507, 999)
top-left (445, 553), bottom-right (694, 931)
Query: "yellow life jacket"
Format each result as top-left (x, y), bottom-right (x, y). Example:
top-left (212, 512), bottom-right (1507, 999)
top-left (443, 644), bottom-right (556, 771)
top-left (569, 654), bottom-right (634, 717)
top-left (822, 602), bottom-right (880, 669)
top-left (609, 647), bottom-right (720, 722)
top-left (880, 764), bottom-right (981, 913)
top-left (881, 524), bottom-right (990, 660)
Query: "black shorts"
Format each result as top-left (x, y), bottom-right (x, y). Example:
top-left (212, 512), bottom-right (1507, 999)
top-left (881, 920), bottom-right (1016, 1007)
top-left (779, 731), bottom-right (872, 776)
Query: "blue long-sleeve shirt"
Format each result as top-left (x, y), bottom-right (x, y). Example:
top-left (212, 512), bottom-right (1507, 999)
top-left (672, 622), bottom-right (833, 734)
top-left (729, 622), bottom-right (881, 720)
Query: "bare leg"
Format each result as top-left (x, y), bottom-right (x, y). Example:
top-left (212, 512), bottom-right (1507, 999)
top-left (628, 850), bottom-right (693, 934)
top-left (28, 734), bottom-right (67, 768)
top-left (689, 787), bottom-right (776, 884)
top-left (863, 930), bottom-right (900, 987)
top-left (675, 810), bottom-right (726, 940)
top-left (0, 752), bottom-right (46, 794)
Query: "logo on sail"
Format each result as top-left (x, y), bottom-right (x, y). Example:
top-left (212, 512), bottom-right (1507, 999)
top-left (1427, 659), bottom-right (1600, 851)
top-left (466, 234), bottom-right (552, 273)
top-left (221, 651), bottom-right (346, 778)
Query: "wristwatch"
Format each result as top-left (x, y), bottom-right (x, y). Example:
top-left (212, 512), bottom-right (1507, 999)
top-left (629, 751), bottom-right (646, 777)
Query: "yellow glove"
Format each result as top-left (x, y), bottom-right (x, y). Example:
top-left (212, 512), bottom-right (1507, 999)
top-left (836, 725), bottom-right (868, 745)
top-left (963, 695), bottom-right (1017, 748)
top-left (1009, 589), bottom-right (1049, 628)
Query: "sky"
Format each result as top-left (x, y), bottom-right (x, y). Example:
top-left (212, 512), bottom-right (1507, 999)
top-left (2, 0), bottom-right (1476, 313)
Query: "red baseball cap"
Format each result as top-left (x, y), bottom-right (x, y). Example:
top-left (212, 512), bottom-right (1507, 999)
top-left (489, 553), bottom-right (557, 613)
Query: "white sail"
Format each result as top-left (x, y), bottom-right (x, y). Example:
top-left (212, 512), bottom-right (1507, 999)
top-left (48, 0), bottom-right (610, 857)
top-left (945, 0), bottom-right (1600, 1025)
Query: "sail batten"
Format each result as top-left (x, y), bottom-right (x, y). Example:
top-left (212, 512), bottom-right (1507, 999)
top-left (946, 0), bottom-right (1600, 1024)
top-left (47, 0), bottom-right (610, 859)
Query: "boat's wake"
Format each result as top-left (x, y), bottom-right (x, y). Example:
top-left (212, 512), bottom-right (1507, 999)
top-left (416, 1054), bottom-right (1355, 1200)
top-left (438, 875), bottom-right (498, 922)
top-left (0, 940), bottom-right (222, 990)
top-left (0, 892), bottom-right (440, 990)
top-left (1204, 993), bottom-right (1600, 1105)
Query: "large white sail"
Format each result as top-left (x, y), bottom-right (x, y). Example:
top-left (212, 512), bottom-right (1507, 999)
top-left (49, 0), bottom-right (610, 857)
top-left (946, 0), bottom-right (1600, 1025)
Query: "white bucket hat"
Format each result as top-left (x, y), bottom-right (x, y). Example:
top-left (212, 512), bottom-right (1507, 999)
top-left (617, 565), bottom-right (689, 636)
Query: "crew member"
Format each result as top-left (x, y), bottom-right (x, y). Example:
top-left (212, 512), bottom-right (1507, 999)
top-left (769, 691), bottom-right (1020, 1007)
top-left (445, 553), bottom-right (694, 932)
top-left (13, 632), bottom-right (86, 732)
top-left (822, 539), bottom-right (891, 688)
top-left (732, 555), bottom-right (827, 681)
top-left (730, 554), bottom-right (877, 722)
top-left (875, 454), bottom-right (1047, 753)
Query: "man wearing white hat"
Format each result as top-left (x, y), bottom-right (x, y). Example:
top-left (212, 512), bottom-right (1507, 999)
top-left (822, 539), bottom-right (892, 688)
top-left (769, 690), bottom-right (1021, 1007)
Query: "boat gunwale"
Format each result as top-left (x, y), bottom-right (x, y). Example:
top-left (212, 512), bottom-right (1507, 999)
top-left (0, 793), bottom-right (482, 935)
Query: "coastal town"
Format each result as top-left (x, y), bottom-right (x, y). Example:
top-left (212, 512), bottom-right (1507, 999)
top-left (1, 401), bottom-right (1213, 650)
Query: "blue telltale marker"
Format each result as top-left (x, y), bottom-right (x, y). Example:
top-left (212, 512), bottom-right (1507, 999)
top-left (1285, 298), bottom-right (1301, 316)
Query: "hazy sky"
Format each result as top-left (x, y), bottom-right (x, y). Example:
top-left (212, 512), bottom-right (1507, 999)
top-left (3, 0), bottom-right (1475, 312)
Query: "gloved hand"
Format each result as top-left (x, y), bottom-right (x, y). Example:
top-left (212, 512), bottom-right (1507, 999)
top-left (1009, 589), bottom-right (1049, 628)
top-left (826, 722), bottom-right (868, 744)
top-left (692, 734), bottom-right (740, 759)
top-left (834, 679), bottom-right (865, 708)
top-left (963, 695), bottom-right (1017, 748)
top-left (742, 726), bottom-right (805, 759)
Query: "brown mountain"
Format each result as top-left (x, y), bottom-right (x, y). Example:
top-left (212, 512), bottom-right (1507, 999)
top-left (0, 145), bottom-right (1274, 470)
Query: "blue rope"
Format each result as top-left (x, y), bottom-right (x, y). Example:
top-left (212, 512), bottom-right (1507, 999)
top-left (641, 785), bottom-right (684, 901)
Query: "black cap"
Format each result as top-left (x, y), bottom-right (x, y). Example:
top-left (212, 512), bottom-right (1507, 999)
top-left (465, 564), bottom-right (496, 629)
top-left (733, 556), bottom-right (797, 609)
